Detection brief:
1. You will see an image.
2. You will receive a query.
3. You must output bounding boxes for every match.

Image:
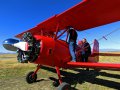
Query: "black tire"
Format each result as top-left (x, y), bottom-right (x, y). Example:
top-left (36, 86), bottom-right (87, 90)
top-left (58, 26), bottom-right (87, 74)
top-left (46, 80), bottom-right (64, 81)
top-left (26, 71), bottom-right (37, 84)
top-left (57, 82), bottom-right (71, 90)
top-left (53, 81), bottom-right (59, 87)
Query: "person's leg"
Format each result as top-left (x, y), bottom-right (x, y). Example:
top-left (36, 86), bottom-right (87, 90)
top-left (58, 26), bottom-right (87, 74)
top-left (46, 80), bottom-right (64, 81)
top-left (69, 42), bottom-right (76, 62)
top-left (85, 55), bottom-right (88, 62)
top-left (85, 54), bottom-right (89, 71)
top-left (81, 54), bottom-right (85, 62)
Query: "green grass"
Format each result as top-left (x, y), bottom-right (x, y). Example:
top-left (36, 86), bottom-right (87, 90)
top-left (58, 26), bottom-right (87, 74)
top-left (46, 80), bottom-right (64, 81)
top-left (0, 54), bottom-right (120, 90)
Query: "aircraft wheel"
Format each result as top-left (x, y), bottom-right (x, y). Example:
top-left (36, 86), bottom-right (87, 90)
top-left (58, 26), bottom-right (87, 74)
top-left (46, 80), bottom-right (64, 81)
top-left (26, 71), bottom-right (37, 84)
top-left (57, 82), bottom-right (71, 90)
top-left (53, 80), bottom-right (59, 87)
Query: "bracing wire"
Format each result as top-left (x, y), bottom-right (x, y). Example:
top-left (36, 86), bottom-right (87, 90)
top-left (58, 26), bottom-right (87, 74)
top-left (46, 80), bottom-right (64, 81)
top-left (90, 28), bottom-right (120, 45)
top-left (98, 28), bottom-right (120, 41)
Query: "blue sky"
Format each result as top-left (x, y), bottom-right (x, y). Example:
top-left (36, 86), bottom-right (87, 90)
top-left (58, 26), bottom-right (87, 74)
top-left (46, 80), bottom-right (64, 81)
top-left (0, 0), bottom-right (120, 53)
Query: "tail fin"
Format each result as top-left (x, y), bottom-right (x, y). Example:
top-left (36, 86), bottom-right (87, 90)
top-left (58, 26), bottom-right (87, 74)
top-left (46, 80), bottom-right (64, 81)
top-left (89, 39), bottom-right (99, 62)
top-left (93, 39), bottom-right (99, 54)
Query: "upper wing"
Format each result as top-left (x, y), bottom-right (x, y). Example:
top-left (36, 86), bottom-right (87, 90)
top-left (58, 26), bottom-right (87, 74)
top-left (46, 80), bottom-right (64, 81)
top-left (16, 0), bottom-right (120, 38)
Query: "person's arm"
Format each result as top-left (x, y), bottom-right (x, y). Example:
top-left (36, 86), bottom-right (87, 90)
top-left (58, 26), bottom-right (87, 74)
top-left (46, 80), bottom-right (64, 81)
top-left (84, 43), bottom-right (89, 51)
top-left (85, 43), bottom-right (91, 55)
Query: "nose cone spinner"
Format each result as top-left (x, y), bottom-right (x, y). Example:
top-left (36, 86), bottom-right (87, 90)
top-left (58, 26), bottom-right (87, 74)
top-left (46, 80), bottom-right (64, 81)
top-left (3, 38), bottom-right (19, 51)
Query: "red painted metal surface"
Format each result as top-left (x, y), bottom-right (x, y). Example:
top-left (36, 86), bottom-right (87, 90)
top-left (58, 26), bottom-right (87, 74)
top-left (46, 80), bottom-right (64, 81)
top-left (14, 1), bottom-right (120, 70)
top-left (16, 0), bottom-right (120, 38)
top-left (32, 65), bottom-right (41, 78)
top-left (32, 36), bottom-right (120, 70)
top-left (33, 35), bottom-right (70, 67)
top-left (55, 66), bottom-right (62, 84)
top-left (5, 0), bottom-right (120, 86)
top-left (89, 39), bottom-right (99, 62)
top-left (67, 62), bottom-right (120, 70)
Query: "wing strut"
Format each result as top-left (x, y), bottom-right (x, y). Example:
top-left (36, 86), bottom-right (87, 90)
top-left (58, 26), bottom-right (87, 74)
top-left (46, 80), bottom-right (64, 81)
top-left (56, 29), bottom-right (68, 40)
top-left (54, 23), bottom-right (59, 40)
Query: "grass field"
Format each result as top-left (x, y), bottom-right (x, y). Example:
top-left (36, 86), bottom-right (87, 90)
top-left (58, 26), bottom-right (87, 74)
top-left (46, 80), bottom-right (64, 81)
top-left (0, 54), bottom-right (120, 90)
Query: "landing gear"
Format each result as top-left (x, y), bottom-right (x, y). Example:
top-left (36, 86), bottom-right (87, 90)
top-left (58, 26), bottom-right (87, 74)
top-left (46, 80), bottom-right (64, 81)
top-left (55, 66), bottom-right (62, 84)
top-left (26, 71), bottom-right (37, 83)
top-left (52, 80), bottom-right (59, 87)
top-left (26, 64), bottom-right (41, 84)
top-left (26, 65), bottom-right (72, 90)
top-left (55, 66), bottom-right (71, 90)
top-left (57, 82), bottom-right (71, 90)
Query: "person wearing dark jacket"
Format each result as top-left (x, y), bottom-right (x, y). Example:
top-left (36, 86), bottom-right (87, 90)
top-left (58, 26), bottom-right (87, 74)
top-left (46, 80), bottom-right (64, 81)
top-left (67, 26), bottom-right (78, 62)
top-left (81, 38), bottom-right (91, 70)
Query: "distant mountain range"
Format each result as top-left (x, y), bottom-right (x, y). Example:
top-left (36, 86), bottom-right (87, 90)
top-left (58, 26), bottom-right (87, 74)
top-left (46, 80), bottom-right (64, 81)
top-left (0, 49), bottom-right (120, 54)
top-left (0, 52), bottom-right (16, 54)
top-left (100, 49), bottom-right (120, 52)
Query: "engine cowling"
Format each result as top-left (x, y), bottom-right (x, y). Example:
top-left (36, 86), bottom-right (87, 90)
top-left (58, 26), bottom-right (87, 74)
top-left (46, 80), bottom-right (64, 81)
top-left (17, 32), bottom-right (40, 63)
top-left (3, 32), bottom-right (40, 63)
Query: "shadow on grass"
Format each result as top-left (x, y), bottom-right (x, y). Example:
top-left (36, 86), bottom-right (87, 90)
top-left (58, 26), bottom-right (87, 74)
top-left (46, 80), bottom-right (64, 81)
top-left (40, 66), bottom-right (120, 89)
top-left (35, 79), bottom-right (45, 83)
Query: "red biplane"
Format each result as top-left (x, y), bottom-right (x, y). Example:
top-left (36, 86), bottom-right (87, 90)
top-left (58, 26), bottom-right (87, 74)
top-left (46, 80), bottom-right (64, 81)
top-left (3, 0), bottom-right (120, 89)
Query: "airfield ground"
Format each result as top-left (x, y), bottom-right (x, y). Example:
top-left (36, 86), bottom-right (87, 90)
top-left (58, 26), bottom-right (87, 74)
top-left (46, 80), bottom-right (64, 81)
top-left (0, 53), bottom-right (120, 90)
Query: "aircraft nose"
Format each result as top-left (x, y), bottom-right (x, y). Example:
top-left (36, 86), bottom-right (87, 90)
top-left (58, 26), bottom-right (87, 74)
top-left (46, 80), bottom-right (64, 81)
top-left (3, 38), bottom-right (19, 51)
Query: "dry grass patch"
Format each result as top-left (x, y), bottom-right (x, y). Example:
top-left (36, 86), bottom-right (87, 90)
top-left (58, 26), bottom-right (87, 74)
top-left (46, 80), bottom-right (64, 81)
top-left (0, 53), bottom-right (120, 90)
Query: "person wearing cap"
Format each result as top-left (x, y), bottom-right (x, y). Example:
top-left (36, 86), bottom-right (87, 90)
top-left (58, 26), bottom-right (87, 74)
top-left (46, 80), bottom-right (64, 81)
top-left (67, 26), bottom-right (78, 62)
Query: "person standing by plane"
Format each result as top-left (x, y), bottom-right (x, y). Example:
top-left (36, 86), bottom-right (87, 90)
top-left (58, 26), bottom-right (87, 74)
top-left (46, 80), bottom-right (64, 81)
top-left (81, 38), bottom-right (91, 70)
top-left (67, 26), bottom-right (78, 62)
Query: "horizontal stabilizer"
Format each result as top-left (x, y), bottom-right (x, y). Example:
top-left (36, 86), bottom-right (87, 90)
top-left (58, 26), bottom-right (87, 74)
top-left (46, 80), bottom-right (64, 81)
top-left (92, 52), bottom-right (120, 56)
